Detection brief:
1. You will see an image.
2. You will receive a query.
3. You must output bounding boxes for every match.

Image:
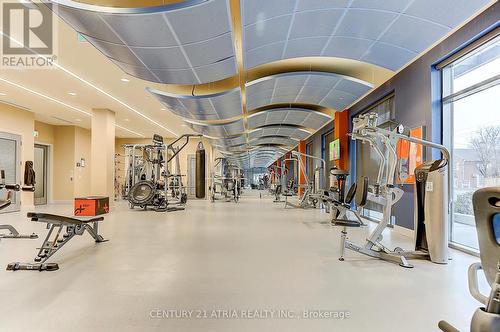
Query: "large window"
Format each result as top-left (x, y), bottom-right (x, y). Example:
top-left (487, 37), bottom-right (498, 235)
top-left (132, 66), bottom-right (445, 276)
top-left (442, 33), bottom-right (500, 251)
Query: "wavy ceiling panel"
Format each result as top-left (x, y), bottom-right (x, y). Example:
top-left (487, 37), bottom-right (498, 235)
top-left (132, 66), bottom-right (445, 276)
top-left (147, 87), bottom-right (242, 121)
top-left (224, 147), bottom-right (285, 168)
top-left (250, 136), bottom-right (299, 147)
top-left (248, 108), bottom-right (331, 130)
top-left (242, 0), bottom-right (490, 70)
top-left (46, 0), bottom-right (236, 84)
top-left (246, 72), bottom-right (372, 111)
top-left (187, 119), bottom-right (244, 137)
top-left (249, 125), bottom-right (311, 141)
top-left (211, 135), bottom-right (247, 148)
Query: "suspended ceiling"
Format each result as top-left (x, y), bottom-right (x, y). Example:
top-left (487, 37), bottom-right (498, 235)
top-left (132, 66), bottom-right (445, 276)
top-left (0, 0), bottom-right (492, 167)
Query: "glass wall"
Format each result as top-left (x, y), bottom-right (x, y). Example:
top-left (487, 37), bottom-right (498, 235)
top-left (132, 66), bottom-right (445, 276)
top-left (442, 34), bottom-right (500, 250)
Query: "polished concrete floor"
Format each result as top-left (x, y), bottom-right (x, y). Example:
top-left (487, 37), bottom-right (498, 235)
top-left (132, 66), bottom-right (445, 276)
top-left (0, 190), bottom-right (484, 332)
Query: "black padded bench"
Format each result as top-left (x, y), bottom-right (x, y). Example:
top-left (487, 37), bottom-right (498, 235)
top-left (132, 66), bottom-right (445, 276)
top-left (7, 212), bottom-right (108, 272)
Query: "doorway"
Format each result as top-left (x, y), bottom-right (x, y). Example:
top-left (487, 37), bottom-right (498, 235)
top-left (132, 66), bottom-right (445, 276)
top-left (187, 154), bottom-right (196, 197)
top-left (34, 144), bottom-right (49, 205)
top-left (0, 132), bottom-right (21, 213)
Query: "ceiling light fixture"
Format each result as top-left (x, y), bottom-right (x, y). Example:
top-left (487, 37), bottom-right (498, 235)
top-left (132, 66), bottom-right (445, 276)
top-left (0, 31), bottom-right (178, 137)
top-left (0, 77), bottom-right (92, 116)
top-left (0, 77), bottom-right (145, 138)
top-left (68, 92), bottom-right (77, 96)
top-left (121, 78), bottom-right (129, 82)
top-left (115, 124), bottom-right (145, 137)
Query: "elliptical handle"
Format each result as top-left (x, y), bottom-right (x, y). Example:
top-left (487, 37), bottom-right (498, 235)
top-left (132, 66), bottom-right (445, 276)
top-left (468, 262), bottom-right (489, 305)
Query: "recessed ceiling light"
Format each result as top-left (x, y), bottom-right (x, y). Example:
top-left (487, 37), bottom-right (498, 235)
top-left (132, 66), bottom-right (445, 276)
top-left (121, 78), bottom-right (129, 82)
top-left (161, 108), bottom-right (166, 111)
top-left (68, 92), bottom-right (77, 96)
top-left (74, 118), bottom-right (82, 122)
top-left (1, 32), bottom-right (177, 137)
top-left (123, 118), bottom-right (130, 122)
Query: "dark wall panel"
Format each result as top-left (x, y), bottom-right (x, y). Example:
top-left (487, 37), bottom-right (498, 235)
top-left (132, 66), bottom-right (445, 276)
top-left (349, 2), bottom-right (499, 229)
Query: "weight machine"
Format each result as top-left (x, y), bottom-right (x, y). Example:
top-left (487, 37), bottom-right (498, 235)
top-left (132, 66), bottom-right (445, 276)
top-left (123, 134), bottom-right (201, 212)
top-left (209, 157), bottom-right (242, 203)
top-left (0, 170), bottom-right (37, 240)
top-left (284, 151), bottom-right (326, 209)
top-left (334, 112), bottom-right (451, 268)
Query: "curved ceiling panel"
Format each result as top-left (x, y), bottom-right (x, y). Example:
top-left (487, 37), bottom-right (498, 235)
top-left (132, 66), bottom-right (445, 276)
top-left (250, 136), bottom-right (299, 147)
top-left (147, 87), bottom-right (242, 121)
top-left (246, 72), bottom-right (372, 111)
top-left (224, 147), bottom-right (285, 168)
top-left (187, 120), bottom-right (244, 138)
top-left (242, 0), bottom-right (490, 71)
top-left (46, 0), bottom-right (236, 84)
top-left (211, 135), bottom-right (247, 148)
top-left (248, 107), bottom-right (331, 130)
top-left (249, 125), bottom-right (311, 141)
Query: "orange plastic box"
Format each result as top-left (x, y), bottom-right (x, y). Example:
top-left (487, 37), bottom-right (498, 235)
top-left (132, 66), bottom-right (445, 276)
top-left (74, 196), bottom-right (109, 216)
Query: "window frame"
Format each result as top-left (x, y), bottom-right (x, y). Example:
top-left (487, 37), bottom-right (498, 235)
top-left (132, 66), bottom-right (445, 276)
top-left (439, 28), bottom-right (500, 254)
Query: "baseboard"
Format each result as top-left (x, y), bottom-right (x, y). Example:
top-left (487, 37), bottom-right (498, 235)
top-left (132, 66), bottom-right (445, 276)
top-left (393, 225), bottom-right (415, 239)
top-left (20, 205), bottom-right (35, 211)
top-left (51, 200), bottom-right (73, 205)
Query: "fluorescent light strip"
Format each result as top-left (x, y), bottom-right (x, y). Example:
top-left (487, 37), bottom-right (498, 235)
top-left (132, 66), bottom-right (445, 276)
top-left (0, 76), bottom-right (142, 137)
top-left (0, 30), bottom-right (178, 137)
top-left (115, 124), bottom-right (145, 137)
top-left (0, 77), bottom-right (92, 116)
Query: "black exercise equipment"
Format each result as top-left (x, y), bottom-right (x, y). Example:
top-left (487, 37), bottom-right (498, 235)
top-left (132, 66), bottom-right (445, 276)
top-left (0, 170), bottom-right (38, 239)
top-left (7, 213), bottom-right (108, 271)
top-left (196, 142), bottom-right (206, 199)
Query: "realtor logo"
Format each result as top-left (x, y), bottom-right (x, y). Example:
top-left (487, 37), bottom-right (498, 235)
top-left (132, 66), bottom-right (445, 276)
top-left (1, 2), bottom-right (57, 68)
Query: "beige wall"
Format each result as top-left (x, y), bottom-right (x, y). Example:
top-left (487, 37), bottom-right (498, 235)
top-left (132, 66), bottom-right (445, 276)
top-left (34, 121), bottom-right (55, 145)
top-left (51, 125), bottom-right (92, 201)
top-left (0, 102), bottom-right (35, 208)
top-left (74, 127), bottom-right (92, 198)
top-left (53, 126), bottom-right (76, 201)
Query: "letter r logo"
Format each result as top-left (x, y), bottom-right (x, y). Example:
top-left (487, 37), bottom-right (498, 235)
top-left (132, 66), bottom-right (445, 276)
top-left (2, 3), bottom-right (53, 55)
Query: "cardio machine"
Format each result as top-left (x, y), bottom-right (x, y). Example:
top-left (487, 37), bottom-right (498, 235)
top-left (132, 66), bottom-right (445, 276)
top-left (438, 187), bottom-right (500, 332)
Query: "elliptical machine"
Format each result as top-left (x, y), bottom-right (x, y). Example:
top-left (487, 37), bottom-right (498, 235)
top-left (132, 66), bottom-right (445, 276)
top-left (438, 187), bottom-right (500, 332)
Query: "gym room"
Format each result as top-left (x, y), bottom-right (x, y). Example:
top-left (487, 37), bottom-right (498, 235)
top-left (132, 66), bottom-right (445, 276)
top-left (0, 1), bottom-right (498, 331)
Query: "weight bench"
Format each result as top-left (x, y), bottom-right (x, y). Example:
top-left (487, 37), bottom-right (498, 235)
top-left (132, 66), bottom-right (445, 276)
top-left (7, 213), bottom-right (108, 272)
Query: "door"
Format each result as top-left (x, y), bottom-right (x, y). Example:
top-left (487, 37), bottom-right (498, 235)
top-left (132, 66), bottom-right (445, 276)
top-left (187, 154), bottom-right (196, 197)
top-left (34, 144), bottom-right (48, 205)
top-left (0, 132), bottom-right (21, 213)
